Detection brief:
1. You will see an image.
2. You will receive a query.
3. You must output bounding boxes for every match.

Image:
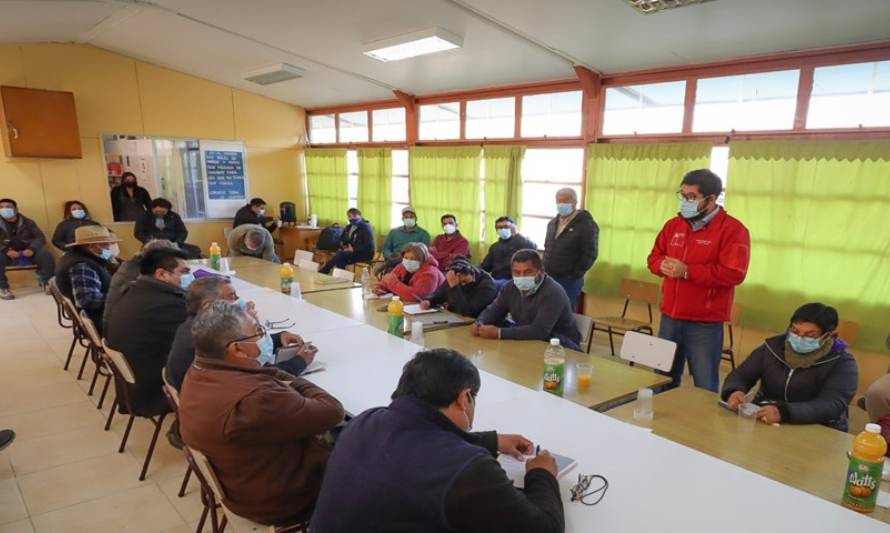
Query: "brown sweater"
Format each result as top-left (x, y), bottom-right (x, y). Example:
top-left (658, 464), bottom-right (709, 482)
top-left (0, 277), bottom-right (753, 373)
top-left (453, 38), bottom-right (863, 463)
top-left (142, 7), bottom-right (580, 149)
top-left (179, 357), bottom-right (345, 525)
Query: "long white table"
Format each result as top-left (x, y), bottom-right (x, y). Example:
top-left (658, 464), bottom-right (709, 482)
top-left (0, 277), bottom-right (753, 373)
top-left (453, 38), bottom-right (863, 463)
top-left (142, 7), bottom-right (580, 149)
top-left (230, 271), bottom-right (888, 532)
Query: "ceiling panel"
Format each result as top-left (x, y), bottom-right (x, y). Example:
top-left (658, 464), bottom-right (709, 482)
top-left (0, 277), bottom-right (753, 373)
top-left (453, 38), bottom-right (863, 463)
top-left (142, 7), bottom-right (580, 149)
top-left (0, 0), bottom-right (117, 43)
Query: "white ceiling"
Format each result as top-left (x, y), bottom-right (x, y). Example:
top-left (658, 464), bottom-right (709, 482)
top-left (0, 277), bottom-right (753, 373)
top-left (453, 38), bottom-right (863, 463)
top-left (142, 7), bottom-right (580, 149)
top-left (2, 0), bottom-right (890, 108)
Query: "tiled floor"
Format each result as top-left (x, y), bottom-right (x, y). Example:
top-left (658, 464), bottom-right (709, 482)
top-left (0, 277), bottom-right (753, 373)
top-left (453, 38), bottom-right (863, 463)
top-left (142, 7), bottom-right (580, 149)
top-left (0, 287), bottom-right (199, 533)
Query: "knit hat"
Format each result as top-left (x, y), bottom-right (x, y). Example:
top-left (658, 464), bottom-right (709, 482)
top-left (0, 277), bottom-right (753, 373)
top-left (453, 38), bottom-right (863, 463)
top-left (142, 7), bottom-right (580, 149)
top-left (67, 226), bottom-right (121, 247)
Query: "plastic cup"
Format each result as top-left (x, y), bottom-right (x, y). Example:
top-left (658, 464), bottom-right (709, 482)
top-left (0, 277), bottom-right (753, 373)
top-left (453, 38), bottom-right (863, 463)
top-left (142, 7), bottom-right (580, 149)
top-left (576, 363), bottom-right (593, 390)
top-left (220, 257), bottom-right (230, 273)
top-left (633, 388), bottom-right (654, 421)
top-left (411, 321), bottom-right (425, 347)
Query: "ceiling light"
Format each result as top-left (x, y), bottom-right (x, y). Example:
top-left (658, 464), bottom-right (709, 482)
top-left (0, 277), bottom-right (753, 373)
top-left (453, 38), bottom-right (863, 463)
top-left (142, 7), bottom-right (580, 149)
top-left (364, 27), bottom-right (462, 62)
top-left (243, 63), bottom-right (305, 86)
top-left (622, 0), bottom-right (716, 14)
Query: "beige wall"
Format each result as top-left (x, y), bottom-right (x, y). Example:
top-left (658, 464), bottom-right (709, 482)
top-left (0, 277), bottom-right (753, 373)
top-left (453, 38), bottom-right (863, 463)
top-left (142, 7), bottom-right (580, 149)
top-left (0, 43), bottom-right (307, 259)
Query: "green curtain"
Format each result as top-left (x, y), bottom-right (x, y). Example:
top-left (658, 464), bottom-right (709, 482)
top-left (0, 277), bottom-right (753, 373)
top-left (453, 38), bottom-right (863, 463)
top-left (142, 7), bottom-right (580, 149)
top-left (305, 148), bottom-right (348, 227)
top-left (409, 146), bottom-right (483, 258)
top-left (357, 148), bottom-right (392, 240)
top-left (728, 140), bottom-right (890, 352)
top-left (482, 145), bottom-right (526, 256)
top-left (583, 142), bottom-right (712, 295)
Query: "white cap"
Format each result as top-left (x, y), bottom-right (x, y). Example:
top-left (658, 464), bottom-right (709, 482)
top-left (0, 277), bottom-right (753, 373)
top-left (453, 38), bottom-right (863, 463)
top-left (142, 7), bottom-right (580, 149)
top-left (550, 338), bottom-right (560, 346)
top-left (865, 423), bottom-right (882, 434)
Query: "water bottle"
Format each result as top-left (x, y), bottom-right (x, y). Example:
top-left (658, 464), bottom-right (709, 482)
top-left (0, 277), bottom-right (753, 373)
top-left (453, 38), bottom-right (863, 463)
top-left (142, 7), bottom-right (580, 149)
top-left (290, 282), bottom-right (302, 301)
top-left (634, 388), bottom-right (654, 421)
top-left (543, 339), bottom-right (566, 396)
top-left (361, 269), bottom-right (372, 299)
top-left (209, 242), bottom-right (221, 271)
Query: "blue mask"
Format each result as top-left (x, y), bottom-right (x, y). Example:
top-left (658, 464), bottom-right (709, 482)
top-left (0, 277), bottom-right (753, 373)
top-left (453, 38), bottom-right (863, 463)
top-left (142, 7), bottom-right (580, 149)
top-left (99, 248), bottom-right (114, 261)
top-left (557, 204), bottom-right (574, 217)
top-left (0, 208), bottom-right (16, 220)
top-left (179, 272), bottom-right (195, 290)
top-left (403, 218), bottom-right (417, 228)
top-left (787, 332), bottom-right (824, 354)
top-left (235, 298), bottom-right (248, 310)
top-left (513, 276), bottom-right (537, 292)
top-left (71, 209), bottom-right (86, 219)
top-left (403, 259), bottom-right (421, 273)
top-left (257, 332), bottom-right (275, 366)
top-left (497, 228), bottom-right (512, 240)
top-left (680, 198), bottom-right (703, 219)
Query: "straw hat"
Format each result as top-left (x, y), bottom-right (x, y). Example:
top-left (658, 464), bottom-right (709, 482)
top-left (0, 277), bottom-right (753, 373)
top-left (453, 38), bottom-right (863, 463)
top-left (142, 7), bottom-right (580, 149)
top-left (66, 226), bottom-right (121, 247)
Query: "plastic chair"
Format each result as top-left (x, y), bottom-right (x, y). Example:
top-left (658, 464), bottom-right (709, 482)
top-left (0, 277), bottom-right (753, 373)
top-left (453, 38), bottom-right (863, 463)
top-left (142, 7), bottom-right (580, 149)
top-left (573, 313), bottom-right (594, 354)
top-left (721, 304), bottom-right (744, 369)
top-left (331, 268), bottom-right (355, 282)
top-left (591, 279), bottom-right (659, 355)
top-left (293, 250), bottom-right (314, 264)
top-left (619, 331), bottom-right (677, 372)
top-left (78, 311), bottom-right (114, 409)
top-left (296, 259), bottom-right (319, 272)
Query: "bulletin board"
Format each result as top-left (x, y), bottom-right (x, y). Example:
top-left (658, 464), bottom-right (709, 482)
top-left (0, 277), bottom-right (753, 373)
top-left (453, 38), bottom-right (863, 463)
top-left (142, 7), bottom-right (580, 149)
top-left (200, 140), bottom-right (250, 219)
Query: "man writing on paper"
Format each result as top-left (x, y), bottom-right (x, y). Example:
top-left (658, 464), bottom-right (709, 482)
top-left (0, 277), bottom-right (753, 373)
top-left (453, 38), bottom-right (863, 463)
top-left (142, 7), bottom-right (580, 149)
top-left (311, 349), bottom-right (564, 533)
top-left (420, 258), bottom-right (498, 318)
top-left (227, 224), bottom-right (280, 263)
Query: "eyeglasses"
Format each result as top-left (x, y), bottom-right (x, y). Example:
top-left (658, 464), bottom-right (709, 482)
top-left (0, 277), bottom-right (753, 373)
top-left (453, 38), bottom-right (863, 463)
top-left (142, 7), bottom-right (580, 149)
top-left (676, 191), bottom-right (705, 202)
top-left (229, 324), bottom-right (266, 345)
top-left (264, 318), bottom-right (295, 330)
top-left (570, 473), bottom-right (609, 506)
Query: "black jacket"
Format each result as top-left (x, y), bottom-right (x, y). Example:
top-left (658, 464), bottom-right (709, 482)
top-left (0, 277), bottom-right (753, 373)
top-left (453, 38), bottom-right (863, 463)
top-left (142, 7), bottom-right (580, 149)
top-left (52, 218), bottom-right (100, 251)
top-left (134, 210), bottom-right (188, 245)
top-left (0, 214), bottom-right (47, 253)
top-left (103, 256), bottom-right (141, 333)
top-left (340, 219), bottom-right (375, 262)
top-left (110, 184), bottom-right (152, 222)
top-left (543, 209), bottom-right (598, 280)
top-left (105, 276), bottom-right (187, 416)
top-left (480, 234), bottom-right (537, 280)
top-left (233, 204), bottom-right (276, 232)
top-left (721, 335), bottom-right (858, 431)
top-left (427, 270), bottom-right (498, 318)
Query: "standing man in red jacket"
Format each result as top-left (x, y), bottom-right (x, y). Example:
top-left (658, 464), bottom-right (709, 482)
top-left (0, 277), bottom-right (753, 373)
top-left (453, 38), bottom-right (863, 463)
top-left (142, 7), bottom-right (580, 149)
top-left (647, 170), bottom-right (750, 392)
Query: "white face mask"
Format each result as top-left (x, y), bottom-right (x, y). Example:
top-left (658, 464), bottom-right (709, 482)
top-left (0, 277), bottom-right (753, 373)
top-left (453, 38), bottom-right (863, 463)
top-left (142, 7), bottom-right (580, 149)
top-left (443, 223), bottom-right (456, 235)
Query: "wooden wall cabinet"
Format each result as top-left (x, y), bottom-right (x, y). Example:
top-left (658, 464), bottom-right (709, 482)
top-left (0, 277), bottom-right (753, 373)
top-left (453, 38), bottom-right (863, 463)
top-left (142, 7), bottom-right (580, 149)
top-left (0, 86), bottom-right (82, 159)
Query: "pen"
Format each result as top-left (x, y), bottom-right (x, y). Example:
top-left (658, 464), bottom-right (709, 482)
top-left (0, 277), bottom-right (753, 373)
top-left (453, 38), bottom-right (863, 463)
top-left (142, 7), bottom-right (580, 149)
top-left (535, 445), bottom-right (540, 457)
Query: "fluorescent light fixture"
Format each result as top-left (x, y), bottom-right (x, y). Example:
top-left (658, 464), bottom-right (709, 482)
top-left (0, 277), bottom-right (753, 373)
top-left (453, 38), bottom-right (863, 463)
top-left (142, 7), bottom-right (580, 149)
top-left (243, 63), bottom-right (305, 86)
top-left (623, 0), bottom-right (716, 14)
top-left (364, 27), bottom-right (462, 62)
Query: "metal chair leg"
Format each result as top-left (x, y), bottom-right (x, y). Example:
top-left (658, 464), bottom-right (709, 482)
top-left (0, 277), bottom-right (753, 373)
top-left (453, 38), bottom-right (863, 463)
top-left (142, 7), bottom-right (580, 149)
top-left (105, 398), bottom-right (118, 430)
top-left (178, 465), bottom-right (193, 497)
top-left (88, 359), bottom-right (101, 396)
top-left (139, 413), bottom-right (168, 481)
top-left (76, 345), bottom-right (90, 380)
top-left (119, 415), bottom-right (135, 452)
top-left (195, 504), bottom-right (209, 533)
top-left (97, 374), bottom-right (112, 410)
top-left (63, 334), bottom-right (78, 370)
top-left (607, 326), bottom-right (616, 356)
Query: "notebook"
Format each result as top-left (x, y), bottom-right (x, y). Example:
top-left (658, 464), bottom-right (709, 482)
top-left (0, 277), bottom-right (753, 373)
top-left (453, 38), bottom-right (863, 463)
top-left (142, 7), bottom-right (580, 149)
top-left (403, 304), bottom-right (440, 315)
top-left (498, 452), bottom-right (577, 488)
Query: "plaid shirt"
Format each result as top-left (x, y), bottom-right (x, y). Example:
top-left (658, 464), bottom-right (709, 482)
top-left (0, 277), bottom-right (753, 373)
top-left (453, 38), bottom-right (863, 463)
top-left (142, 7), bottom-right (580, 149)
top-left (70, 262), bottom-right (106, 310)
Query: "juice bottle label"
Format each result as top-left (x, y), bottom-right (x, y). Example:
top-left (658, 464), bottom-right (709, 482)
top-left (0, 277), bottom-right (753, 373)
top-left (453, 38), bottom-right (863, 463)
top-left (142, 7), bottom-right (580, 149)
top-left (842, 455), bottom-right (883, 512)
top-left (543, 361), bottom-right (565, 396)
top-left (388, 316), bottom-right (404, 338)
top-left (210, 255), bottom-right (221, 270)
top-left (281, 276), bottom-right (294, 294)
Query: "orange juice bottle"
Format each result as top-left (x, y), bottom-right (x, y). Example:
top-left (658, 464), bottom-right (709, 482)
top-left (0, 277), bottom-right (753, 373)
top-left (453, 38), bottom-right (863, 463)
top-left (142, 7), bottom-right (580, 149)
top-left (280, 263), bottom-right (295, 294)
top-left (387, 297), bottom-right (404, 338)
top-left (209, 242), bottom-right (221, 270)
top-left (842, 423), bottom-right (887, 513)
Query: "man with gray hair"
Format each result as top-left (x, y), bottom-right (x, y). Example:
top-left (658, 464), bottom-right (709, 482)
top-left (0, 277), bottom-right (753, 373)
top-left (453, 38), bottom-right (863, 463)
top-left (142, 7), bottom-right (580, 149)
top-left (543, 187), bottom-right (599, 309)
top-left (227, 223), bottom-right (279, 263)
top-left (179, 300), bottom-right (344, 526)
top-left (103, 239), bottom-right (176, 332)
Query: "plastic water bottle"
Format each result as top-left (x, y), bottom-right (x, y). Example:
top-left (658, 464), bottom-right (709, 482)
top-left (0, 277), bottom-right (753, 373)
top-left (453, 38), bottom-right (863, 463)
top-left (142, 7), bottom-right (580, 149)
top-left (387, 297), bottom-right (404, 338)
top-left (543, 339), bottom-right (566, 396)
top-left (634, 388), bottom-right (654, 421)
top-left (290, 282), bottom-right (302, 301)
top-left (361, 269), bottom-right (372, 299)
top-left (209, 242), bottom-right (221, 271)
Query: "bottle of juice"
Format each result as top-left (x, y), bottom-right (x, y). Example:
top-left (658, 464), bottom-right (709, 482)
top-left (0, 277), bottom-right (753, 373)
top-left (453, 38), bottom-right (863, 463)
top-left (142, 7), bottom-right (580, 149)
top-left (842, 423), bottom-right (887, 513)
top-left (543, 338), bottom-right (566, 396)
top-left (209, 242), bottom-right (221, 271)
top-left (388, 296), bottom-right (404, 338)
top-left (360, 269), bottom-right (372, 299)
top-left (280, 263), bottom-right (295, 294)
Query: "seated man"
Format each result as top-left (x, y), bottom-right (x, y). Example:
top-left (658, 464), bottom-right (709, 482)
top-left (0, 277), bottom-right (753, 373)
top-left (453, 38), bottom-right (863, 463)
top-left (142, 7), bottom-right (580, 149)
top-left (179, 300), bottom-right (345, 526)
top-left (134, 198), bottom-right (201, 259)
top-left (421, 258), bottom-right (498, 318)
top-left (473, 249), bottom-right (581, 351)
top-left (0, 198), bottom-right (56, 300)
top-left (430, 213), bottom-right (470, 272)
top-left (166, 276), bottom-right (316, 391)
top-left (233, 197), bottom-right (277, 232)
top-left (104, 239), bottom-right (175, 333)
top-left (722, 303), bottom-right (858, 431)
top-left (311, 349), bottom-right (564, 533)
top-left (54, 226), bottom-right (121, 334)
top-left (373, 242), bottom-right (444, 303)
top-left (377, 206), bottom-right (431, 275)
top-left (105, 248), bottom-right (191, 417)
top-left (227, 224), bottom-right (279, 263)
top-left (480, 216), bottom-right (537, 286)
top-left (320, 208), bottom-right (375, 274)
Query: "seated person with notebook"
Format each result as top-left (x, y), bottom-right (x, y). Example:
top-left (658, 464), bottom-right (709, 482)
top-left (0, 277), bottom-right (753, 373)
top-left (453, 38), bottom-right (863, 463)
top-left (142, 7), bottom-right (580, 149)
top-left (310, 349), bottom-right (564, 533)
top-left (721, 303), bottom-right (858, 431)
top-left (472, 249), bottom-right (582, 351)
top-left (373, 242), bottom-right (444, 303)
top-left (166, 276), bottom-right (315, 391)
top-left (420, 258), bottom-right (498, 318)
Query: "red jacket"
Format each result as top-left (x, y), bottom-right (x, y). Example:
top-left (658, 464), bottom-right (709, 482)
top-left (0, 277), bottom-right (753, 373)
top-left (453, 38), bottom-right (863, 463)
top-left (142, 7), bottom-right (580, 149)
top-left (379, 256), bottom-right (446, 303)
top-left (430, 232), bottom-right (471, 271)
top-left (647, 209), bottom-right (750, 323)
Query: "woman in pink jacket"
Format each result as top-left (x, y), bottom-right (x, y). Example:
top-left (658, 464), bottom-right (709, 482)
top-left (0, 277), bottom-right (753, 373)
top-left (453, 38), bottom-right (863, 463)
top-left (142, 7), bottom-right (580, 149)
top-left (373, 242), bottom-right (445, 303)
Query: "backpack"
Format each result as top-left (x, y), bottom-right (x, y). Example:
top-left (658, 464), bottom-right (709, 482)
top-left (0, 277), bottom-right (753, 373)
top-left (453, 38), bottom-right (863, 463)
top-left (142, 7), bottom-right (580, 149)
top-left (316, 224), bottom-right (345, 251)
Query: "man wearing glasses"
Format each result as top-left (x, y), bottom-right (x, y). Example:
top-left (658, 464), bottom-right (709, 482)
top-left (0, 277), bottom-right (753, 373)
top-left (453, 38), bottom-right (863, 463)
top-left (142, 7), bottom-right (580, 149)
top-left (647, 169), bottom-right (751, 392)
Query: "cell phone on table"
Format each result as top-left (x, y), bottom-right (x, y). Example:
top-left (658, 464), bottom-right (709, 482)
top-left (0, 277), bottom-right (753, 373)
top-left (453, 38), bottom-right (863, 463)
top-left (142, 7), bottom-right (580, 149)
top-left (275, 344), bottom-right (302, 364)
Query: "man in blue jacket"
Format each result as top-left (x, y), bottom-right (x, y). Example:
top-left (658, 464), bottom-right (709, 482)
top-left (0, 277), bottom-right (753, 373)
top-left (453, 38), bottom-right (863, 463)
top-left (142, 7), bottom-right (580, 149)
top-left (320, 208), bottom-right (375, 274)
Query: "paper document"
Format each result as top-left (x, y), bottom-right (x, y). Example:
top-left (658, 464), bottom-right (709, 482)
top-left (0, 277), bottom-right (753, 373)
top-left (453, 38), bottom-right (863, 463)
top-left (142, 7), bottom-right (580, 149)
top-left (315, 276), bottom-right (351, 285)
top-left (498, 452), bottom-right (577, 488)
top-left (366, 292), bottom-right (393, 300)
top-left (403, 304), bottom-right (439, 315)
top-left (877, 490), bottom-right (890, 509)
top-left (303, 360), bottom-right (327, 375)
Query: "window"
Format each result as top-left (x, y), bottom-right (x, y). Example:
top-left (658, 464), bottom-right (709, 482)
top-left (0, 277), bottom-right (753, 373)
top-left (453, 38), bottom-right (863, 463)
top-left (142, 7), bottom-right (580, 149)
top-left (465, 97), bottom-right (515, 139)
top-left (602, 81), bottom-right (686, 135)
top-left (309, 114), bottom-right (336, 144)
top-left (338, 111), bottom-right (369, 143)
top-left (372, 107), bottom-right (407, 141)
top-left (520, 148), bottom-right (585, 247)
top-left (391, 149), bottom-right (410, 228)
top-left (521, 90), bottom-right (583, 138)
top-left (419, 102), bottom-right (460, 140)
top-left (693, 70), bottom-right (800, 132)
top-left (709, 145), bottom-right (729, 206)
top-left (347, 150), bottom-right (359, 209)
top-left (807, 60), bottom-right (890, 129)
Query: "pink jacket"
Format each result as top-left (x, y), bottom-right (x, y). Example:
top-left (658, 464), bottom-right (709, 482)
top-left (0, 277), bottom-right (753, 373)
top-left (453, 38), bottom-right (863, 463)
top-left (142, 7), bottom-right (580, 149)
top-left (380, 256), bottom-right (445, 303)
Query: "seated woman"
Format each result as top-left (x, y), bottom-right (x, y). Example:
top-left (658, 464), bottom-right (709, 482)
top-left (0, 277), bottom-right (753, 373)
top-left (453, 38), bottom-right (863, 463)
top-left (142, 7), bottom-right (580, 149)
top-left (52, 200), bottom-right (100, 251)
top-left (373, 242), bottom-right (444, 303)
top-left (721, 302), bottom-right (858, 431)
top-left (320, 208), bottom-right (375, 274)
top-left (419, 258), bottom-right (497, 318)
top-left (863, 335), bottom-right (890, 454)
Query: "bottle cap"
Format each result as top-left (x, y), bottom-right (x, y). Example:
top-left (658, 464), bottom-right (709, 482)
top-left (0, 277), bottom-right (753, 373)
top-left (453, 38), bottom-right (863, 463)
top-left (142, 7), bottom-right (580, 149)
top-left (865, 423), bottom-right (882, 434)
top-left (211, 241), bottom-right (217, 245)
top-left (393, 296), bottom-right (400, 301)
top-left (550, 338), bottom-right (560, 346)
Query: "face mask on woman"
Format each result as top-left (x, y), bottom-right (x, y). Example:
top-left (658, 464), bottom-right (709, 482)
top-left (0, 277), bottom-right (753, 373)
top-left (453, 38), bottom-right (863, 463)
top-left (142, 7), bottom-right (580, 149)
top-left (403, 259), bottom-right (421, 273)
top-left (71, 209), bottom-right (86, 220)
